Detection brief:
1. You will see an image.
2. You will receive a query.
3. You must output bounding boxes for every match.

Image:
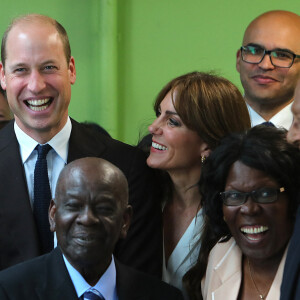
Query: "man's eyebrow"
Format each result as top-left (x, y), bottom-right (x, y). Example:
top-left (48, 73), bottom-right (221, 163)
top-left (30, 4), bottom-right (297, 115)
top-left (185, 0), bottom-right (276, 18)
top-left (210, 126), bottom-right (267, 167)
top-left (246, 43), bottom-right (264, 48)
top-left (8, 62), bottom-right (27, 69)
top-left (41, 59), bottom-right (58, 65)
top-left (246, 43), bottom-right (294, 53)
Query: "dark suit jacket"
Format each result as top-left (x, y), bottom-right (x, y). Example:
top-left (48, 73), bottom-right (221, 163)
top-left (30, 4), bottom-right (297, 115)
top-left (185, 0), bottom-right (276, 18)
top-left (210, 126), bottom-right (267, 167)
top-left (0, 247), bottom-right (183, 300)
top-left (0, 119), bottom-right (162, 276)
top-left (280, 206), bottom-right (300, 300)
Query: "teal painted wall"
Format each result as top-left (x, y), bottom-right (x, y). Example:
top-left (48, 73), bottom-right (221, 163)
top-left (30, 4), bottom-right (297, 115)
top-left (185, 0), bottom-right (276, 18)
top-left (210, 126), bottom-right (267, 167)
top-left (0, 1), bottom-right (299, 144)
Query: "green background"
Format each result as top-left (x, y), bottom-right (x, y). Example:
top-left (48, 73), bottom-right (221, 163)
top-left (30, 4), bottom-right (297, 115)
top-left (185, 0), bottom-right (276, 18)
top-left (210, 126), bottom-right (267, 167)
top-left (0, 0), bottom-right (299, 144)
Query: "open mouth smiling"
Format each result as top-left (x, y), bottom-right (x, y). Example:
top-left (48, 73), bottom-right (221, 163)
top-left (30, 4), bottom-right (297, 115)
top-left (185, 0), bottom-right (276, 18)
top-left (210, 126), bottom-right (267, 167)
top-left (25, 98), bottom-right (53, 111)
top-left (152, 141), bottom-right (168, 151)
top-left (240, 225), bottom-right (269, 241)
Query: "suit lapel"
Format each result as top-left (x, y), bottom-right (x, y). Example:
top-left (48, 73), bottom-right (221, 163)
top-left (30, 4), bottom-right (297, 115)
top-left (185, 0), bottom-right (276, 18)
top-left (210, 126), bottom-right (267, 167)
top-left (0, 121), bottom-right (40, 268)
top-left (116, 261), bottom-right (149, 300)
top-left (36, 248), bottom-right (78, 300)
top-left (67, 119), bottom-right (107, 163)
top-left (210, 240), bottom-right (242, 300)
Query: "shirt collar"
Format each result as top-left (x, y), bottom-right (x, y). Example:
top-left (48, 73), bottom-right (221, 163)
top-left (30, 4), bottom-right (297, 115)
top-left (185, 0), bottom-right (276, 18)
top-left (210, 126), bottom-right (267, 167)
top-left (14, 117), bottom-right (72, 164)
top-left (246, 102), bottom-right (293, 129)
top-left (63, 254), bottom-right (117, 300)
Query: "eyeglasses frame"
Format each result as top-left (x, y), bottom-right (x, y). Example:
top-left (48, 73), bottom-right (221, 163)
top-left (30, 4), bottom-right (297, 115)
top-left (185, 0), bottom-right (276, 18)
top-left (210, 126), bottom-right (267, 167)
top-left (220, 187), bottom-right (285, 206)
top-left (240, 45), bottom-right (300, 68)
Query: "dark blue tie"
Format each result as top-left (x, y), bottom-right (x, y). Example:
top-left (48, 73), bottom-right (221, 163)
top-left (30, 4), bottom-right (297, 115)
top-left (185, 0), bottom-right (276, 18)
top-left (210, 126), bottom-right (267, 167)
top-left (33, 144), bottom-right (53, 254)
top-left (81, 290), bottom-right (105, 300)
top-left (261, 121), bottom-right (275, 127)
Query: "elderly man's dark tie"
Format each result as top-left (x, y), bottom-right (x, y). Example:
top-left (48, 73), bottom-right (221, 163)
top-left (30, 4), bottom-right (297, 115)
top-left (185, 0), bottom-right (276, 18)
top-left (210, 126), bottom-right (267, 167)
top-left (33, 144), bottom-right (53, 254)
top-left (81, 291), bottom-right (105, 300)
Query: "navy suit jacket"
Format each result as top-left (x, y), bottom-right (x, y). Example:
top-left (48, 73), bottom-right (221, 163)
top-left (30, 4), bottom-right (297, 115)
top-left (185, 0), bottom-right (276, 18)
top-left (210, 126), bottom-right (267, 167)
top-left (280, 206), bottom-right (300, 300)
top-left (0, 247), bottom-right (184, 300)
top-left (0, 119), bottom-right (162, 276)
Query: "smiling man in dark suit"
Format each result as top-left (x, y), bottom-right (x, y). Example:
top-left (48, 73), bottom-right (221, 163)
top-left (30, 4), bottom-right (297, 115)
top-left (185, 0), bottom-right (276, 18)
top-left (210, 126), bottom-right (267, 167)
top-left (0, 14), bottom-right (162, 276)
top-left (0, 158), bottom-right (182, 300)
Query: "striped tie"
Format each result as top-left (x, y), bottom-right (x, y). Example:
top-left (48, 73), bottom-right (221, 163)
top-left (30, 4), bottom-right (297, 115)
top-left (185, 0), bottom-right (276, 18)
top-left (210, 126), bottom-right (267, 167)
top-left (81, 290), bottom-right (105, 300)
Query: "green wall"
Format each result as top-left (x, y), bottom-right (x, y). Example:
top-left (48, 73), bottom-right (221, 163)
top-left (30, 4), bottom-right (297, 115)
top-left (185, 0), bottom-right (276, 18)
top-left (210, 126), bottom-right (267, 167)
top-left (0, 0), bottom-right (299, 144)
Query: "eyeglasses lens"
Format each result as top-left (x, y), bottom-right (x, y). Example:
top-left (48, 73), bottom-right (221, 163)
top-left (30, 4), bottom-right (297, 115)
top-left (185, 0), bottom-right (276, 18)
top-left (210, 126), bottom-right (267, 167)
top-left (242, 46), bottom-right (294, 68)
top-left (222, 188), bottom-right (279, 206)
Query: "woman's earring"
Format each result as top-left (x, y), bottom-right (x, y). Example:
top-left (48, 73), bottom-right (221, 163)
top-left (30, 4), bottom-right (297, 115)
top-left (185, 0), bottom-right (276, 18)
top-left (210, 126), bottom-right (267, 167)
top-left (201, 156), bottom-right (206, 164)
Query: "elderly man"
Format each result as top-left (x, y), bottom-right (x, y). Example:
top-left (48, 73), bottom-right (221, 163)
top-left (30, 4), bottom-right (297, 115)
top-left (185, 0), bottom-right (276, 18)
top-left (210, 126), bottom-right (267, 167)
top-left (0, 14), bottom-right (162, 276)
top-left (236, 10), bottom-right (300, 128)
top-left (281, 81), bottom-right (300, 300)
top-left (0, 158), bottom-right (183, 299)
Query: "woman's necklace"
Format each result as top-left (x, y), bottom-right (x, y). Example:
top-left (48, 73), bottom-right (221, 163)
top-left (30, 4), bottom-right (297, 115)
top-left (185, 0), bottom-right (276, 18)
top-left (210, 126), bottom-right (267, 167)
top-left (247, 258), bottom-right (266, 300)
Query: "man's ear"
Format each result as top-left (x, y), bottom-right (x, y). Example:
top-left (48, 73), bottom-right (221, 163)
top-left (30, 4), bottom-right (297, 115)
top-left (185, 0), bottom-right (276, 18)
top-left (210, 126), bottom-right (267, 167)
top-left (120, 205), bottom-right (132, 239)
top-left (69, 56), bottom-right (76, 85)
top-left (0, 62), bottom-right (6, 90)
top-left (236, 49), bottom-right (241, 73)
top-left (49, 199), bottom-right (57, 233)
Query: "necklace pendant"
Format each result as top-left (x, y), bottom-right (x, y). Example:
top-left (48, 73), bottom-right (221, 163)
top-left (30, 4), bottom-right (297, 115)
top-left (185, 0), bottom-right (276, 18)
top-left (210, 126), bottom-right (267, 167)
top-left (259, 295), bottom-right (264, 299)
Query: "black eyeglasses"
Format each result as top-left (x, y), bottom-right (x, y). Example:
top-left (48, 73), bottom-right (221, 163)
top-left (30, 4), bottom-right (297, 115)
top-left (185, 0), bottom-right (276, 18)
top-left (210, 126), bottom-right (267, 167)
top-left (220, 187), bottom-right (285, 206)
top-left (240, 45), bottom-right (300, 68)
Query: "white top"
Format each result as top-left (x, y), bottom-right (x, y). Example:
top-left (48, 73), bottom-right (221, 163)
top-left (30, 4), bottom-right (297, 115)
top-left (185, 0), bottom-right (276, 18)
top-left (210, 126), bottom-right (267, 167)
top-left (63, 254), bottom-right (118, 300)
top-left (247, 102), bottom-right (293, 129)
top-left (163, 209), bottom-right (203, 298)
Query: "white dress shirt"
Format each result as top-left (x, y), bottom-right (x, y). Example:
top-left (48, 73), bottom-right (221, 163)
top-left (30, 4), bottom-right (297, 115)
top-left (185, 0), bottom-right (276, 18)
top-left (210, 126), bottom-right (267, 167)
top-left (247, 102), bottom-right (293, 129)
top-left (14, 117), bottom-right (72, 247)
top-left (63, 254), bottom-right (118, 300)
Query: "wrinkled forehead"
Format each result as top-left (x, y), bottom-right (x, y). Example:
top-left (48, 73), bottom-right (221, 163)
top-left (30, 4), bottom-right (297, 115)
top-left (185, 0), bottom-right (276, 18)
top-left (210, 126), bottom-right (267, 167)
top-left (57, 166), bottom-right (128, 206)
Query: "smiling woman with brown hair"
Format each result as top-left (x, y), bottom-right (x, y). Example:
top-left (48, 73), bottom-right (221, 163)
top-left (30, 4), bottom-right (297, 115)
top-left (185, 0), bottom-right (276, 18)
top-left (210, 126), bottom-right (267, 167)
top-left (184, 125), bottom-right (300, 300)
top-left (145, 71), bottom-right (251, 296)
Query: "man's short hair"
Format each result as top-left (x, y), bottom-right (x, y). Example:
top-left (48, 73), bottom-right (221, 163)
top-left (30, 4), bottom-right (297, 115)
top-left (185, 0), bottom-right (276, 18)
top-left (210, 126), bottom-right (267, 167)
top-left (1, 14), bottom-right (71, 67)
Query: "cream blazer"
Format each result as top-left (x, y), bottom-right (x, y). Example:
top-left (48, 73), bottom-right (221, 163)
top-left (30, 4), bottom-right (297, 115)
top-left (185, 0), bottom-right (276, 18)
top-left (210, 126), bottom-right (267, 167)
top-left (201, 238), bottom-right (287, 300)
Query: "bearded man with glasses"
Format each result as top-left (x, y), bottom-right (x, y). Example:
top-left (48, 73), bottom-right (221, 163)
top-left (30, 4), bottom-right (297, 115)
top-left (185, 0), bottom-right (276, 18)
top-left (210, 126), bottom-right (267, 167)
top-left (236, 10), bottom-right (300, 129)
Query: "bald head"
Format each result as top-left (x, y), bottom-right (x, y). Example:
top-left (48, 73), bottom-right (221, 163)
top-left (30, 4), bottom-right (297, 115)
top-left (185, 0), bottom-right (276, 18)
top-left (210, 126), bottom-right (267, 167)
top-left (56, 157), bottom-right (128, 207)
top-left (1, 13), bottom-right (71, 66)
top-left (236, 10), bottom-right (300, 118)
top-left (243, 11), bottom-right (300, 50)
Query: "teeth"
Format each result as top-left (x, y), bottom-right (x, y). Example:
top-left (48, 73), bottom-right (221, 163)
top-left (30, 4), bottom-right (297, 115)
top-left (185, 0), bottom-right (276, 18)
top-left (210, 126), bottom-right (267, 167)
top-left (152, 142), bottom-right (167, 150)
top-left (29, 105), bottom-right (49, 111)
top-left (27, 99), bottom-right (51, 111)
top-left (27, 99), bottom-right (50, 106)
top-left (240, 226), bottom-right (269, 234)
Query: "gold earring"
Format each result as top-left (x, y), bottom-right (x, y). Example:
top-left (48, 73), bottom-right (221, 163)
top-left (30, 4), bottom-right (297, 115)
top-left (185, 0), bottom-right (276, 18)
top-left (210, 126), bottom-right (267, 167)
top-left (201, 156), bottom-right (206, 164)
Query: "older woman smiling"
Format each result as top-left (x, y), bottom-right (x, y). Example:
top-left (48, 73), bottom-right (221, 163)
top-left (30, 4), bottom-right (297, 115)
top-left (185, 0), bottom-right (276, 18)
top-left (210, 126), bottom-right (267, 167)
top-left (185, 125), bottom-right (300, 300)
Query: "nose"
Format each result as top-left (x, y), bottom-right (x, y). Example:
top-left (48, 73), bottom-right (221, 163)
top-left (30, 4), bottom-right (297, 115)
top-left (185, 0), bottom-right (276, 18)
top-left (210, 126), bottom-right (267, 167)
top-left (148, 118), bottom-right (163, 135)
top-left (240, 196), bottom-right (261, 215)
top-left (77, 206), bottom-right (99, 226)
top-left (257, 53), bottom-right (275, 70)
top-left (27, 70), bottom-right (46, 94)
